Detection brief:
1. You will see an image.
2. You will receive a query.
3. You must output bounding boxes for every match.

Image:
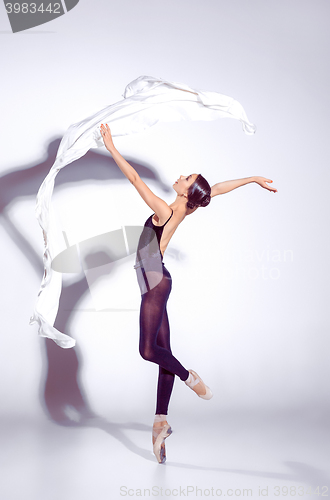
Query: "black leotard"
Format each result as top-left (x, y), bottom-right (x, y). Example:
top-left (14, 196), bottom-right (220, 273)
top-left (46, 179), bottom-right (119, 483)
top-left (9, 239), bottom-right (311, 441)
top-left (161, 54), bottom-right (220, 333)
top-left (134, 209), bottom-right (189, 415)
top-left (134, 209), bottom-right (173, 294)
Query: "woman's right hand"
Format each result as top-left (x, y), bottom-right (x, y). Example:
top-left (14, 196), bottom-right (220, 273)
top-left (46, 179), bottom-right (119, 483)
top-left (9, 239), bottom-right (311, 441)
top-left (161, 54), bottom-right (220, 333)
top-left (100, 123), bottom-right (115, 152)
top-left (254, 176), bottom-right (278, 193)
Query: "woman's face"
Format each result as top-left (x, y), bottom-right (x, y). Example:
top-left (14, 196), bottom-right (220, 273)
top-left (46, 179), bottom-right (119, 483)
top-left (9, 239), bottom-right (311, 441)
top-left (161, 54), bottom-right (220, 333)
top-left (173, 174), bottom-right (198, 195)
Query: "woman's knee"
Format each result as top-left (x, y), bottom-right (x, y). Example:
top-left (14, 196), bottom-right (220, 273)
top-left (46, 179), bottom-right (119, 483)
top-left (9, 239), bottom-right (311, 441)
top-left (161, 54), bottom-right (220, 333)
top-left (139, 344), bottom-right (155, 362)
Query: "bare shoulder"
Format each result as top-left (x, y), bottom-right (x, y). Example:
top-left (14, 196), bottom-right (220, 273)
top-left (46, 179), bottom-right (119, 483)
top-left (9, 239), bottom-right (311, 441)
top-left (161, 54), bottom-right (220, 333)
top-left (153, 207), bottom-right (181, 228)
top-left (170, 206), bottom-right (197, 226)
top-left (172, 207), bottom-right (187, 226)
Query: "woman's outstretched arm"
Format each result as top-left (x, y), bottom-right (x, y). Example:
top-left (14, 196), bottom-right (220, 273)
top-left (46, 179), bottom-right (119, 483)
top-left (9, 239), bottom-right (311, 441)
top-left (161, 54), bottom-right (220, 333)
top-left (100, 123), bottom-right (172, 222)
top-left (100, 123), bottom-right (138, 184)
top-left (210, 176), bottom-right (277, 197)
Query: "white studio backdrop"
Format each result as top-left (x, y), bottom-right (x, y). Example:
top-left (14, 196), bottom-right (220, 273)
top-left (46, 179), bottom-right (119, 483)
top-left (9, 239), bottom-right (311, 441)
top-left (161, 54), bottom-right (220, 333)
top-left (0, 0), bottom-right (329, 425)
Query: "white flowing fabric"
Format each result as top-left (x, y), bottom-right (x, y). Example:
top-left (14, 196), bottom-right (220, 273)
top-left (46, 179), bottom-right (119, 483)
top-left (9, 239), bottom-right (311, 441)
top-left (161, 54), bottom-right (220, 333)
top-left (29, 75), bottom-right (256, 349)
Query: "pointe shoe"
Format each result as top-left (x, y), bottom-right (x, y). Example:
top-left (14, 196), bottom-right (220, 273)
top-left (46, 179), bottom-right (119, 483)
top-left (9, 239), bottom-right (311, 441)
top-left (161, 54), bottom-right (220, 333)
top-left (185, 369), bottom-right (213, 400)
top-left (152, 423), bottom-right (172, 464)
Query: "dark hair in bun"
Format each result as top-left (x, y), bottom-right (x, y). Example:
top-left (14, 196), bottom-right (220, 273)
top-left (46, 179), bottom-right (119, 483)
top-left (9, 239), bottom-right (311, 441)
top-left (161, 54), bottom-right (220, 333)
top-left (186, 174), bottom-right (211, 210)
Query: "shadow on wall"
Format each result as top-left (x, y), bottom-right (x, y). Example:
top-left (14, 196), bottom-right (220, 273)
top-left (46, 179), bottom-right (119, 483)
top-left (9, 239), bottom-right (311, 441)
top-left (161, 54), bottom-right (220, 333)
top-left (2, 144), bottom-right (329, 476)
top-left (0, 137), bottom-right (171, 425)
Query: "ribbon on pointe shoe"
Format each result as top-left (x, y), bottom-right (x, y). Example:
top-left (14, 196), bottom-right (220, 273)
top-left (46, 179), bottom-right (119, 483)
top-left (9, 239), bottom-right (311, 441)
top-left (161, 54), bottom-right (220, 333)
top-left (185, 369), bottom-right (213, 400)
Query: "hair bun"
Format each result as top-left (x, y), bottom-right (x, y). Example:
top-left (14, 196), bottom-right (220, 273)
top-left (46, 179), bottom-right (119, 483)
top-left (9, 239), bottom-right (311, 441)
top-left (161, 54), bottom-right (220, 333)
top-left (200, 194), bottom-right (211, 207)
top-left (187, 200), bottom-right (195, 209)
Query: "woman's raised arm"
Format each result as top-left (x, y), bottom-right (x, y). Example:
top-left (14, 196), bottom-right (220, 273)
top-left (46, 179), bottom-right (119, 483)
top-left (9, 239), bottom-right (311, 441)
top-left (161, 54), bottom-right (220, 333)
top-left (210, 176), bottom-right (277, 197)
top-left (100, 123), bottom-right (172, 222)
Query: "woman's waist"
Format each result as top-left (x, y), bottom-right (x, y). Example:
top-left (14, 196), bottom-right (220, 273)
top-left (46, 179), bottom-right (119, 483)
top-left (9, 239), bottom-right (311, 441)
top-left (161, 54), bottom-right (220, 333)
top-left (133, 253), bottom-right (164, 269)
top-left (134, 258), bottom-right (171, 284)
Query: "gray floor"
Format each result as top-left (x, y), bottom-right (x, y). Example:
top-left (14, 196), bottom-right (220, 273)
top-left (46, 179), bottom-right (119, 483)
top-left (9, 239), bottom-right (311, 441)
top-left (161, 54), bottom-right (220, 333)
top-left (1, 409), bottom-right (329, 500)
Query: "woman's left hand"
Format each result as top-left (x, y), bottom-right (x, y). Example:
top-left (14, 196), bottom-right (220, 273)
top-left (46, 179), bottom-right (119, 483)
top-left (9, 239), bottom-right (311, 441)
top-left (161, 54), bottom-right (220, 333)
top-left (254, 176), bottom-right (278, 193)
top-left (100, 123), bottom-right (115, 152)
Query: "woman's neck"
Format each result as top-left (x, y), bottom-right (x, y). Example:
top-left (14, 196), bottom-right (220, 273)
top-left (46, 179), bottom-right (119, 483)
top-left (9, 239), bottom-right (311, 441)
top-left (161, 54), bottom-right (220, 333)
top-left (169, 195), bottom-right (187, 212)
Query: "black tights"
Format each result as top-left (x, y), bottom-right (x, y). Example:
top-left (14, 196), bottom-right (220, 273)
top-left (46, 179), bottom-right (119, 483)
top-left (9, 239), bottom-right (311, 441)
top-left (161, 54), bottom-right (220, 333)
top-left (139, 265), bottom-right (189, 415)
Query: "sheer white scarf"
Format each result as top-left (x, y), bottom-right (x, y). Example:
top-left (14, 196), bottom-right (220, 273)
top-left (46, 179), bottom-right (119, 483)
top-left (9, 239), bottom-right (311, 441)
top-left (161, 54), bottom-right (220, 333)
top-left (29, 75), bottom-right (256, 348)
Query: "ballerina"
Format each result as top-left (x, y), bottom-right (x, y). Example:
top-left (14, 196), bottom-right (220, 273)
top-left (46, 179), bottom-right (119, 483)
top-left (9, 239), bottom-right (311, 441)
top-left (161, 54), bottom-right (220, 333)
top-left (100, 123), bottom-right (277, 464)
top-left (29, 75), bottom-right (258, 350)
